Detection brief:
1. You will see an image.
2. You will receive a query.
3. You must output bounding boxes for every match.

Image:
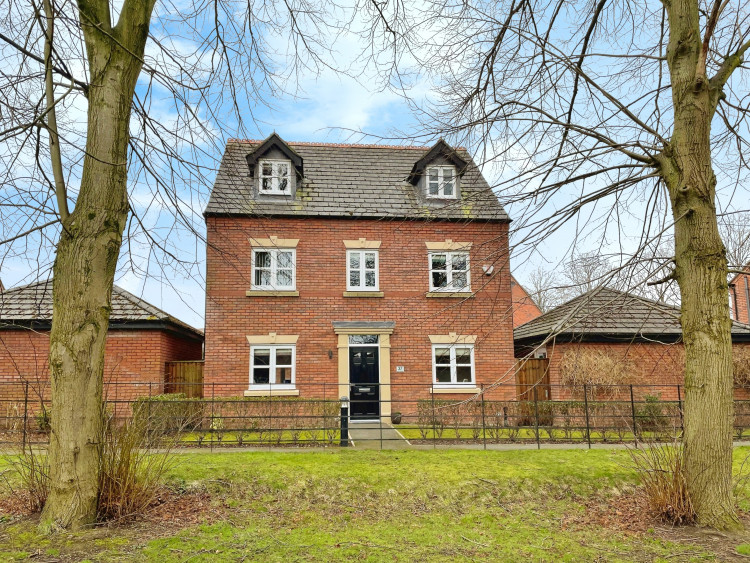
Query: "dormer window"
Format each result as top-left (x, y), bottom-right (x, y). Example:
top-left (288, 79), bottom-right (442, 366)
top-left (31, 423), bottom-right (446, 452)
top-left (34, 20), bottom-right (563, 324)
top-left (259, 159), bottom-right (291, 195)
top-left (426, 166), bottom-right (456, 199)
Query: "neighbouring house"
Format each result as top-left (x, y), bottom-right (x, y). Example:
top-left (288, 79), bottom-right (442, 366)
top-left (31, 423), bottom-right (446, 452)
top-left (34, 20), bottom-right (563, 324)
top-left (510, 275), bottom-right (542, 327)
top-left (513, 287), bottom-right (750, 401)
top-left (730, 265), bottom-right (750, 324)
top-left (203, 134), bottom-right (516, 420)
top-left (0, 280), bottom-right (204, 404)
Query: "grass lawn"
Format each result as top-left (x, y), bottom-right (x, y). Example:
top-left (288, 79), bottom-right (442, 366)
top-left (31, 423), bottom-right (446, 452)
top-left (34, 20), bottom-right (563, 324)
top-left (3, 448), bottom-right (750, 561)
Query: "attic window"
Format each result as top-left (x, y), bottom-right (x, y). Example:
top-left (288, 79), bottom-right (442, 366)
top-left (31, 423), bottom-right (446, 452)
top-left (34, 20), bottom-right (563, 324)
top-left (426, 166), bottom-right (455, 199)
top-left (259, 159), bottom-right (291, 195)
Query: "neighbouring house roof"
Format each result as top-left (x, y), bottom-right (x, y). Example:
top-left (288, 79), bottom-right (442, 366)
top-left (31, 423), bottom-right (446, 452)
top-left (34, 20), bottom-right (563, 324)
top-left (514, 286), bottom-right (750, 347)
top-left (0, 280), bottom-right (203, 340)
top-left (205, 138), bottom-right (510, 222)
top-left (510, 275), bottom-right (542, 328)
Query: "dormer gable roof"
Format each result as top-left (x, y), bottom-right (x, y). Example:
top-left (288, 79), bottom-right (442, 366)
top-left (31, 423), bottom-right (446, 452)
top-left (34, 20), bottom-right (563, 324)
top-left (245, 133), bottom-right (303, 175)
top-left (407, 139), bottom-right (468, 185)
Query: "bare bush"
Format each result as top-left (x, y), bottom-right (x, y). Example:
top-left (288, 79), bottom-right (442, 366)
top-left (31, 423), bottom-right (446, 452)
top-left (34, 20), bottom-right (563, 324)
top-left (560, 350), bottom-right (636, 398)
top-left (629, 442), bottom-right (695, 525)
top-left (96, 411), bottom-right (179, 522)
top-left (2, 447), bottom-right (49, 512)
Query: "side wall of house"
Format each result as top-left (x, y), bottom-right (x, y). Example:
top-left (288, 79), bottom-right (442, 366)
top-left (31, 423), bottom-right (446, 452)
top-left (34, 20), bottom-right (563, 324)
top-left (0, 329), bottom-right (203, 407)
top-left (732, 272), bottom-right (750, 324)
top-left (204, 215), bottom-right (516, 407)
top-left (510, 278), bottom-right (542, 328)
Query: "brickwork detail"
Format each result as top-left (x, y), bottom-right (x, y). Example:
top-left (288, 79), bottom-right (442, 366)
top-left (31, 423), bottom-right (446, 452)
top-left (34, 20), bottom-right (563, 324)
top-left (0, 329), bottom-right (202, 404)
top-left (204, 216), bottom-right (516, 401)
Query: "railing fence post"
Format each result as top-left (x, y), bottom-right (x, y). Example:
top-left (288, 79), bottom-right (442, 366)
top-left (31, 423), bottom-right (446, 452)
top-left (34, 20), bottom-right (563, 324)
top-left (630, 384), bottom-right (638, 448)
top-left (379, 389), bottom-right (383, 451)
top-left (480, 383), bottom-right (487, 450)
top-left (22, 382), bottom-right (29, 455)
top-left (431, 383), bottom-right (437, 449)
top-left (147, 381), bottom-right (153, 445)
top-left (583, 383), bottom-right (591, 449)
top-left (677, 384), bottom-right (683, 435)
top-left (533, 385), bottom-right (540, 450)
top-left (210, 382), bottom-right (215, 452)
top-left (340, 396), bottom-right (349, 447)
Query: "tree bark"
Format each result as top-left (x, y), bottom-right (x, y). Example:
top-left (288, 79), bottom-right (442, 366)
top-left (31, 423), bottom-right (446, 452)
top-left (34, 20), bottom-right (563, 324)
top-left (660, 0), bottom-right (739, 530)
top-left (41, 0), bottom-right (153, 529)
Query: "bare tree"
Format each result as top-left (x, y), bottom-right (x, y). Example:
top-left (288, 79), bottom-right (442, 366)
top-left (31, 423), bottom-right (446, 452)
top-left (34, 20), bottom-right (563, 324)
top-left (388, 0), bottom-right (750, 528)
top-left (0, 0), bottom-right (388, 529)
top-left (721, 212), bottom-right (750, 270)
top-left (524, 265), bottom-right (565, 313)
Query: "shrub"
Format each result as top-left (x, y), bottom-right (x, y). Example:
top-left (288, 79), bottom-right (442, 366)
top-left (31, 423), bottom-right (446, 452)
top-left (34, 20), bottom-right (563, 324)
top-left (132, 393), bottom-right (204, 440)
top-left (36, 407), bottom-right (51, 434)
top-left (637, 394), bottom-right (667, 433)
top-left (629, 442), bottom-right (695, 525)
top-left (97, 410), bottom-right (180, 522)
top-left (559, 349), bottom-right (635, 398)
top-left (3, 447), bottom-right (49, 512)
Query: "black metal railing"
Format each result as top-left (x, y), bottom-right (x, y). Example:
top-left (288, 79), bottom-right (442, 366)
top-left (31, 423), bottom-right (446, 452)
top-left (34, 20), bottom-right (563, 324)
top-left (1, 381), bottom-right (748, 449)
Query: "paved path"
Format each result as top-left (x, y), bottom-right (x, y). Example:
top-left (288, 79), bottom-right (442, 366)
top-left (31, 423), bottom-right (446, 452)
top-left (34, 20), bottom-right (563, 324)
top-left (347, 421), bottom-right (412, 449)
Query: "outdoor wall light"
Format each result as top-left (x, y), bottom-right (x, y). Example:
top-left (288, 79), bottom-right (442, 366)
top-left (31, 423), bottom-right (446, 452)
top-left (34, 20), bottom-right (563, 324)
top-left (328, 349), bottom-right (333, 359)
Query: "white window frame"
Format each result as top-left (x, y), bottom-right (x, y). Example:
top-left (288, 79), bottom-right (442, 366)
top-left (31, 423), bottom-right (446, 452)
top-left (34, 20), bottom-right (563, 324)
top-left (426, 165), bottom-right (457, 199)
top-left (428, 251), bottom-right (470, 292)
top-left (258, 159), bottom-right (292, 195)
top-left (346, 249), bottom-right (379, 291)
top-left (252, 248), bottom-right (296, 290)
top-left (249, 344), bottom-right (296, 389)
top-left (432, 344), bottom-right (475, 387)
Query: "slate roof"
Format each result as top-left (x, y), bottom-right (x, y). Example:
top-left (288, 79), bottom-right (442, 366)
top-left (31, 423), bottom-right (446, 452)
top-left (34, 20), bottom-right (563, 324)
top-left (0, 280), bottom-right (203, 338)
top-left (205, 139), bottom-right (510, 222)
top-left (514, 287), bottom-right (750, 344)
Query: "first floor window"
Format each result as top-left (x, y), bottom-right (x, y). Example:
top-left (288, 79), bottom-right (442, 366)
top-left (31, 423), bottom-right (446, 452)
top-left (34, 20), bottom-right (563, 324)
top-left (251, 345), bottom-right (295, 387)
top-left (347, 250), bottom-right (379, 290)
top-left (433, 345), bottom-right (474, 385)
top-left (429, 251), bottom-right (470, 291)
top-left (259, 159), bottom-right (291, 194)
top-left (253, 248), bottom-right (295, 290)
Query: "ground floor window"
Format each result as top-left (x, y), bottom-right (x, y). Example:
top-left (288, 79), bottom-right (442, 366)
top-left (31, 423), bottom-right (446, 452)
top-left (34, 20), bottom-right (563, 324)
top-left (432, 344), bottom-right (474, 385)
top-left (250, 345), bottom-right (295, 387)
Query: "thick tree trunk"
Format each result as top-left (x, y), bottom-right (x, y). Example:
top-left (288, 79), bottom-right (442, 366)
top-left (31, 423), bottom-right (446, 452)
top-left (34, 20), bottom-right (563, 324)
top-left (40, 13), bottom-right (150, 528)
top-left (661, 0), bottom-right (738, 530)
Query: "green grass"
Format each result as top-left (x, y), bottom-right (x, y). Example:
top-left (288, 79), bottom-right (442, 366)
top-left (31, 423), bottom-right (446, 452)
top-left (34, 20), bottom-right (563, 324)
top-left (3, 448), bottom-right (750, 561)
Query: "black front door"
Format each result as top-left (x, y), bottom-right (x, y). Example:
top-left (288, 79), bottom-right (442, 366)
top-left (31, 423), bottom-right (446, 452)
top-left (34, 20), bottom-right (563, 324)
top-left (349, 346), bottom-right (379, 419)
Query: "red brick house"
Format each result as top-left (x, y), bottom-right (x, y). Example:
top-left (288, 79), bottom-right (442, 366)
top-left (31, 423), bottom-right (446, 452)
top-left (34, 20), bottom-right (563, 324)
top-left (514, 287), bottom-right (750, 401)
top-left (0, 280), bottom-right (204, 403)
top-left (510, 275), bottom-right (542, 327)
top-left (203, 134), bottom-right (515, 419)
top-left (730, 266), bottom-right (750, 324)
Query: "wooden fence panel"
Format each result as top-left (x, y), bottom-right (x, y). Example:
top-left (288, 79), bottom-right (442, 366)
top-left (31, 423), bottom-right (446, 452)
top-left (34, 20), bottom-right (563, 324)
top-left (165, 361), bottom-right (204, 398)
top-left (515, 358), bottom-right (551, 425)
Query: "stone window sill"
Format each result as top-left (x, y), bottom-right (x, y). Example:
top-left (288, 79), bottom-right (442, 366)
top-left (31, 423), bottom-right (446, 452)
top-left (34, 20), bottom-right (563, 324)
top-left (246, 290), bottom-right (299, 297)
top-left (244, 388), bottom-right (300, 397)
top-left (343, 291), bottom-right (384, 298)
top-left (430, 387), bottom-right (481, 394)
top-left (425, 291), bottom-right (474, 299)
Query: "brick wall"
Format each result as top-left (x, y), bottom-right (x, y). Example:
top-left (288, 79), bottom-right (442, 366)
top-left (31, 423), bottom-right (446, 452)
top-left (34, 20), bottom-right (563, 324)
top-left (541, 340), bottom-right (750, 401)
top-left (510, 277), bottom-right (542, 327)
top-left (0, 328), bottom-right (203, 407)
top-left (204, 215), bottom-right (516, 403)
top-left (732, 272), bottom-right (750, 324)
